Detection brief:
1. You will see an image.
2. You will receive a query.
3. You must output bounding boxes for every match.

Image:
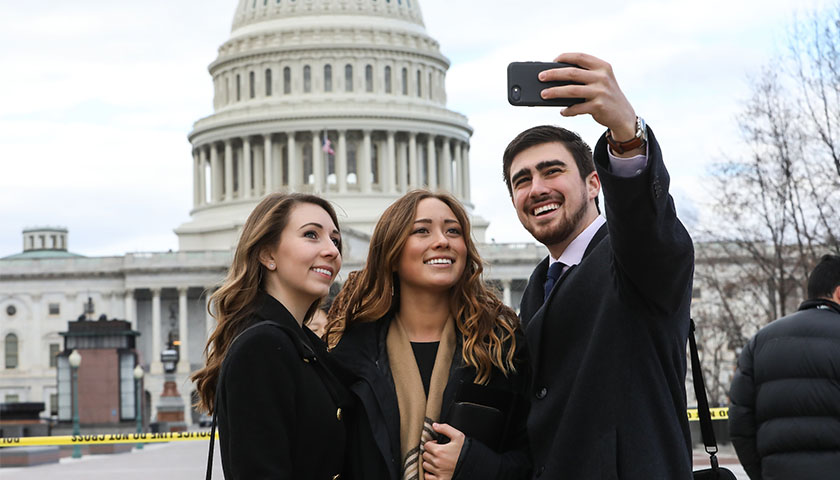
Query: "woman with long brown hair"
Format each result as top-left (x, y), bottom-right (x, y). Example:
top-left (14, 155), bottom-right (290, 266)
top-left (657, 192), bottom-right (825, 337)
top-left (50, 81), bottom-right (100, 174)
top-left (326, 190), bottom-right (531, 480)
top-left (192, 192), bottom-right (349, 479)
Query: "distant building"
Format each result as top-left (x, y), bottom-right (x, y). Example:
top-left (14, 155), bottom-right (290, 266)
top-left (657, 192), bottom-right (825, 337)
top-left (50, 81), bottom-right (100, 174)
top-left (0, 0), bottom-right (541, 426)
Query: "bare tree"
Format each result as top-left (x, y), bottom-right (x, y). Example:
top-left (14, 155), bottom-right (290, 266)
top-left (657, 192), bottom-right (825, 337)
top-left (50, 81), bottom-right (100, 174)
top-left (691, 2), bottom-right (840, 406)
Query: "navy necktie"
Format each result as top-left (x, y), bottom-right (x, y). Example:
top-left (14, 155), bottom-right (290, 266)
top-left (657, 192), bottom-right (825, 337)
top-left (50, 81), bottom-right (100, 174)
top-left (544, 261), bottom-right (564, 302)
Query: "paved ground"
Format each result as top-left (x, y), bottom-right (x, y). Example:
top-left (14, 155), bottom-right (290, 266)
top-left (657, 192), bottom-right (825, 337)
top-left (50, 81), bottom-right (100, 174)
top-left (2, 438), bottom-right (749, 479)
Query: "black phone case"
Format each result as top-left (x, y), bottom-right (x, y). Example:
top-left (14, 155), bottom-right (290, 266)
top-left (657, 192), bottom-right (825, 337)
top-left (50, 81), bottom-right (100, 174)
top-left (507, 61), bottom-right (585, 107)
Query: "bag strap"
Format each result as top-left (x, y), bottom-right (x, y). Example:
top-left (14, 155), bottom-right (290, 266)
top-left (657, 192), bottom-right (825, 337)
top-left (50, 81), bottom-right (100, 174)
top-left (689, 319), bottom-right (720, 472)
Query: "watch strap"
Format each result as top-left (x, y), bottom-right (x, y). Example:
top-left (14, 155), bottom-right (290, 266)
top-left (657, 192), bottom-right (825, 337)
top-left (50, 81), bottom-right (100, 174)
top-left (606, 116), bottom-right (646, 154)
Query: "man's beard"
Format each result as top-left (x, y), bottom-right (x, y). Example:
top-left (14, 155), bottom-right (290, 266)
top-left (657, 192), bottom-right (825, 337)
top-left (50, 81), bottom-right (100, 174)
top-left (525, 192), bottom-right (589, 247)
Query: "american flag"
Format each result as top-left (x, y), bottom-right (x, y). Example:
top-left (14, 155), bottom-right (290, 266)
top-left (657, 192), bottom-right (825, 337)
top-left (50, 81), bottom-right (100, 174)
top-left (322, 132), bottom-right (334, 155)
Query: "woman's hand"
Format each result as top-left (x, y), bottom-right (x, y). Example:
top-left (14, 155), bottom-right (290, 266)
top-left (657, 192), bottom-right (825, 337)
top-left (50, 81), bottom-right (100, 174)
top-left (422, 422), bottom-right (465, 480)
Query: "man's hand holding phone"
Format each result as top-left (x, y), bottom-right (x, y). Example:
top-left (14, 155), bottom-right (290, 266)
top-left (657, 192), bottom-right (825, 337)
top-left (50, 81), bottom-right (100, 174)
top-left (538, 53), bottom-right (637, 146)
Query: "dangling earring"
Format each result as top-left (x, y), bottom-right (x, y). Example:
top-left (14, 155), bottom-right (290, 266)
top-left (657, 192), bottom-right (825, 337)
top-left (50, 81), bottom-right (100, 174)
top-left (390, 284), bottom-right (394, 296)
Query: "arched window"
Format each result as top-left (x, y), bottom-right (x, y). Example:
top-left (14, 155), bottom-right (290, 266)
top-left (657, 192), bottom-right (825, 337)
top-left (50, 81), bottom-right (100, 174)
top-left (265, 69), bottom-right (272, 96)
top-left (304, 65), bottom-right (311, 93)
top-left (416, 69), bottom-right (422, 97)
top-left (345, 64), bottom-right (354, 92)
top-left (5, 333), bottom-right (18, 369)
top-left (283, 67), bottom-right (291, 94)
top-left (324, 64), bottom-right (332, 92)
top-left (249, 71), bottom-right (255, 98)
top-left (385, 66), bottom-right (392, 93)
top-left (401, 67), bottom-right (408, 95)
top-left (365, 65), bottom-right (373, 92)
top-left (236, 74), bottom-right (241, 101)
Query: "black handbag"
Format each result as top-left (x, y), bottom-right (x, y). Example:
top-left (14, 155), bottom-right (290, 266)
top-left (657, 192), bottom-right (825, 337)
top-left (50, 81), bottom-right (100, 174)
top-left (689, 320), bottom-right (738, 480)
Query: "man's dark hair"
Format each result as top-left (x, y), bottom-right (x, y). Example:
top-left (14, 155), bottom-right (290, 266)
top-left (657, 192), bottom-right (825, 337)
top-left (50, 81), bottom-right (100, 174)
top-left (502, 125), bottom-right (595, 196)
top-left (807, 254), bottom-right (840, 300)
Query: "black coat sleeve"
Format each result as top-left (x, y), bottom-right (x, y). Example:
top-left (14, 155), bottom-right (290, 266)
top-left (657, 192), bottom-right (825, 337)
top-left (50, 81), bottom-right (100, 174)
top-left (221, 328), bottom-right (297, 479)
top-left (728, 337), bottom-right (762, 480)
top-left (594, 127), bottom-right (695, 317)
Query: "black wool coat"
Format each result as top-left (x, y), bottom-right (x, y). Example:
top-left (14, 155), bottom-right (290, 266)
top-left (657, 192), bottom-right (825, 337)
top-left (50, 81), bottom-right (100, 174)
top-left (217, 292), bottom-right (351, 479)
top-left (729, 299), bottom-right (840, 480)
top-left (518, 128), bottom-right (695, 479)
top-left (331, 313), bottom-right (533, 480)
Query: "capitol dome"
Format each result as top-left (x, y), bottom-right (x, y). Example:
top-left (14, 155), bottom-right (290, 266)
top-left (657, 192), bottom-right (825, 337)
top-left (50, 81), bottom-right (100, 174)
top-left (176, 0), bottom-right (483, 251)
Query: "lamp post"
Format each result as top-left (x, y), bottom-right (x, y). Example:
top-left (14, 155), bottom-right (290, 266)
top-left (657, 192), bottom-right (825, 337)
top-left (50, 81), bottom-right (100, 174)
top-left (133, 364), bottom-right (145, 449)
top-left (68, 349), bottom-right (82, 459)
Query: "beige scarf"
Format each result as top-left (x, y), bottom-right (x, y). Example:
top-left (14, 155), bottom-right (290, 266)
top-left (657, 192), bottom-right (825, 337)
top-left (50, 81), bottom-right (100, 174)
top-left (387, 316), bottom-right (456, 480)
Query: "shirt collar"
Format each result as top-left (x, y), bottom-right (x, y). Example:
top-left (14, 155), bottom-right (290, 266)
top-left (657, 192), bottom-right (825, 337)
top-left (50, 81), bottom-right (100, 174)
top-left (550, 215), bottom-right (606, 267)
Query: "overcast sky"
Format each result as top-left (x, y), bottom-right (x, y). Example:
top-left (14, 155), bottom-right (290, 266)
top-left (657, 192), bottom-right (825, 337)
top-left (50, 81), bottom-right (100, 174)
top-left (0, 0), bottom-right (833, 258)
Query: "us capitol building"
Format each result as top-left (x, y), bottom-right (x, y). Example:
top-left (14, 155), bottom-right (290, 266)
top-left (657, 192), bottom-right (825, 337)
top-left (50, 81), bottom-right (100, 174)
top-left (0, 0), bottom-right (544, 426)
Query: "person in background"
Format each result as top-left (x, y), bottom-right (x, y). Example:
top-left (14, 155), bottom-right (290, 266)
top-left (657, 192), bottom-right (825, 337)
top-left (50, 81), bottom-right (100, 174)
top-left (729, 254), bottom-right (840, 479)
top-left (327, 190), bottom-right (531, 480)
top-left (191, 192), bottom-right (349, 479)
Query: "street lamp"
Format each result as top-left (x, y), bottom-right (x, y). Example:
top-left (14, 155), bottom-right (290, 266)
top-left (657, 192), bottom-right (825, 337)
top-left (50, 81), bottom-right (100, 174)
top-left (133, 364), bottom-right (144, 450)
top-left (68, 349), bottom-right (82, 459)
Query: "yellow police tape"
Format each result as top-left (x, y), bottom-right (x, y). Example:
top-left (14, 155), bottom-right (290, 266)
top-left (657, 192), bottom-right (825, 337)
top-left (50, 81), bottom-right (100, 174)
top-left (0, 431), bottom-right (217, 448)
top-left (1, 408), bottom-right (729, 448)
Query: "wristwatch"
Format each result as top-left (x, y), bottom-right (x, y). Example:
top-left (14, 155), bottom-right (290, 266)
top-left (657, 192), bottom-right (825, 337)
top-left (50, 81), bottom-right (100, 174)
top-left (606, 116), bottom-right (647, 154)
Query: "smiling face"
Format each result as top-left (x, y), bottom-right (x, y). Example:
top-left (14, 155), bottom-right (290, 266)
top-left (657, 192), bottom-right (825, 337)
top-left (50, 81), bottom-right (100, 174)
top-left (261, 202), bottom-right (342, 311)
top-left (396, 198), bottom-right (468, 294)
top-left (509, 142), bottom-right (600, 256)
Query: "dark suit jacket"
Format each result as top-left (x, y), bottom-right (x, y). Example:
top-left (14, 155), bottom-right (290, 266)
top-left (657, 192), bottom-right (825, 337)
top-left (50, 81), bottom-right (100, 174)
top-left (331, 313), bottom-right (532, 480)
top-left (519, 128), bottom-right (695, 479)
top-left (217, 292), bottom-right (350, 479)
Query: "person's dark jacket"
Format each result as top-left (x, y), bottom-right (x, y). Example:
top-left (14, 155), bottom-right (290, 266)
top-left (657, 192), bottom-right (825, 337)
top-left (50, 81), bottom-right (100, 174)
top-left (729, 299), bottom-right (840, 480)
top-left (331, 313), bottom-right (532, 480)
top-left (217, 292), bottom-right (351, 479)
top-left (518, 128), bottom-right (695, 479)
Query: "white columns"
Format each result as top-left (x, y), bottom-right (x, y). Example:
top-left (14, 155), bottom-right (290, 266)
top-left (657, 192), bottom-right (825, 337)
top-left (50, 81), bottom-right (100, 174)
top-left (124, 289), bottom-right (136, 330)
top-left (287, 134), bottom-right (298, 190)
top-left (397, 138), bottom-right (408, 192)
top-left (177, 287), bottom-right (189, 373)
top-left (192, 150), bottom-right (200, 207)
top-left (243, 138), bottom-right (252, 199)
top-left (254, 143), bottom-right (264, 196)
top-left (441, 138), bottom-right (452, 193)
top-left (337, 130), bottom-right (347, 193)
top-left (264, 135), bottom-right (274, 194)
top-left (224, 140), bottom-right (233, 201)
top-left (427, 136), bottom-right (437, 191)
top-left (151, 288), bottom-right (163, 374)
top-left (210, 145), bottom-right (221, 202)
top-left (312, 131), bottom-right (323, 192)
top-left (386, 131), bottom-right (396, 194)
top-left (199, 147), bottom-right (207, 205)
top-left (502, 279), bottom-right (512, 307)
top-left (408, 133), bottom-right (418, 188)
top-left (454, 141), bottom-right (463, 197)
top-left (462, 144), bottom-right (471, 201)
top-left (360, 130), bottom-right (372, 193)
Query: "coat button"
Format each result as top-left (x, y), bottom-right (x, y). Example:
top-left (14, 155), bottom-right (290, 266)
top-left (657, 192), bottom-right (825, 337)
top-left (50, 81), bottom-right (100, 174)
top-left (536, 387), bottom-right (547, 399)
top-left (336, 408), bottom-right (343, 421)
top-left (536, 465), bottom-right (545, 477)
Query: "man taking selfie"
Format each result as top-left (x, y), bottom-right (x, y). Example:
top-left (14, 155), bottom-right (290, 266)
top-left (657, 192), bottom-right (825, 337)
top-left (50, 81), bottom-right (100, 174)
top-left (503, 52), bottom-right (695, 479)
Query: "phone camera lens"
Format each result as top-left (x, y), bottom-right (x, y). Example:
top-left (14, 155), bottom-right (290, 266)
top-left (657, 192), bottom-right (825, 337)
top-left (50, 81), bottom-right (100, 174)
top-left (511, 85), bottom-right (521, 101)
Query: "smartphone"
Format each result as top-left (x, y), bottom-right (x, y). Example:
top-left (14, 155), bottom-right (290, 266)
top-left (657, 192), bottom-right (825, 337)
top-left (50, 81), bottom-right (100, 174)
top-left (507, 62), bottom-right (585, 107)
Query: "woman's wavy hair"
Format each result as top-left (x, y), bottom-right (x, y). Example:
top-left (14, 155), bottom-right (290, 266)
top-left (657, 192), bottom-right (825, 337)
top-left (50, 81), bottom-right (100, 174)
top-left (325, 190), bottom-right (519, 384)
top-left (192, 192), bottom-right (342, 413)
